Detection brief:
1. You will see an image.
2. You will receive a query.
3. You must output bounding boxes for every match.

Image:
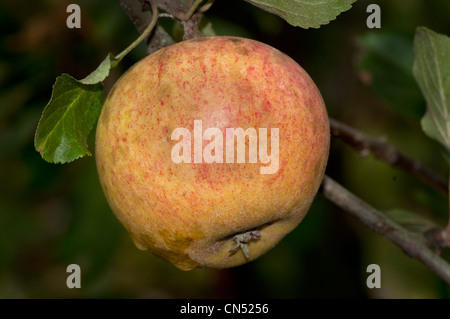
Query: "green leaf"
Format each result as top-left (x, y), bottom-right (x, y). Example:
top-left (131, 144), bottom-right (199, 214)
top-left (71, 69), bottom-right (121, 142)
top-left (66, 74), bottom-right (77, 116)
top-left (34, 74), bottom-right (103, 164)
top-left (413, 27), bottom-right (450, 150)
top-left (199, 16), bottom-right (217, 37)
top-left (34, 52), bottom-right (119, 164)
top-left (358, 32), bottom-right (425, 120)
top-left (243, 0), bottom-right (356, 28)
top-left (80, 53), bottom-right (116, 84)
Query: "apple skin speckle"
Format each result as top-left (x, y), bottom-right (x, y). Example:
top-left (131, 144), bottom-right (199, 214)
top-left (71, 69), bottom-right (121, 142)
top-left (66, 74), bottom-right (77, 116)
top-left (95, 36), bottom-right (330, 270)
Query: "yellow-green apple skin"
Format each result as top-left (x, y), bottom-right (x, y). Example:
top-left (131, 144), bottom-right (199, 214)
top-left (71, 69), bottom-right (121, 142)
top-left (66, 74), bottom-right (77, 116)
top-left (95, 36), bottom-right (330, 270)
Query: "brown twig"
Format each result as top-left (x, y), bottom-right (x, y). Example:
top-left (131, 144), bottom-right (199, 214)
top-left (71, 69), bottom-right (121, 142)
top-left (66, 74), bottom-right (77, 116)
top-left (119, 0), bottom-right (203, 44)
top-left (154, 0), bottom-right (189, 19)
top-left (119, 0), bottom-right (189, 22)
top-left (119, 0), bottom-right (153, 34)
top-left (322, 175), bottom-right (450, 284)
top-left (182, 12), bottom-right (202, 40)
top-left (114, 0), bottom-right (159, 61)
top-left (329, 118), bottom-right (448, 197)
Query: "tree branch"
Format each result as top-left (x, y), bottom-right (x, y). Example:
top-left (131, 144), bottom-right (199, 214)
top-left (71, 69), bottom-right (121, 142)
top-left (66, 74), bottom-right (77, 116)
top-left (119, 0), bottom-right (153, 34)
top-left (182, 12), bottom-right (202, 40)
top-left (329, 118), bottom-right (448, 197)
top-left (119, 0), bottom-right (203, 48)
top-left (115, 0), bottom-right (159, 61)
top-left (322, 175), bottom-right (450, 284)
top-left (119, 0), bottom-right (189, 24)
top-left (154, 0), bottom-right (189, 19)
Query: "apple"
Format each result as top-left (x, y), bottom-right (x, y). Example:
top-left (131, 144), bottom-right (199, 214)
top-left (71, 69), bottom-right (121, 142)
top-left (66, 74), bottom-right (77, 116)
top-left (95, 36), bottom-right (329, 270)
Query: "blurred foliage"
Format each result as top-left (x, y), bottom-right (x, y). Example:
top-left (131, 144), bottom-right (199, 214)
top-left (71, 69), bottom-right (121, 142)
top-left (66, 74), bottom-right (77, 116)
top-left (413, 27), bottom-right (450, 151)
top-left (1, 0), bottom-right (450, 298)
top-left (358, 32), bottom-right (425, 120)
top-left (241, 0), bottom-right (355, 29)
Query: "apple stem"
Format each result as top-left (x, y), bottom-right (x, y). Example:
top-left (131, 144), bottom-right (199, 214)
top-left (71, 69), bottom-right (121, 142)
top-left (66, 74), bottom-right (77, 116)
top-left (114, 0), bottom-right (159, 63)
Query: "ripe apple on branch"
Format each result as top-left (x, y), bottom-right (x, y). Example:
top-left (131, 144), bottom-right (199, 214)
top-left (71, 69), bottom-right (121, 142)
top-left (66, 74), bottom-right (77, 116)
top-left (95, 36), bottom-right (330, 270)
top-left (33, 0), bottom-right (450, 284)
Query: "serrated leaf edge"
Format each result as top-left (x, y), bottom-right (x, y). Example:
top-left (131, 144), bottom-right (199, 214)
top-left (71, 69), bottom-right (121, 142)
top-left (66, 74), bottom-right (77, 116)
top-left (34, 74), bottom-right (102, 164)
top-left (244, 0), bottom-right (356, 29)
top-left (414, 27), bottom-right (450, 148)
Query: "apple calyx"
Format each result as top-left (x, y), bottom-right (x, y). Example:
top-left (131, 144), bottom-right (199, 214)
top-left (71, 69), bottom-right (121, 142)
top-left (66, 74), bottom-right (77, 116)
top-left (229, 230), bottom-right (261, 259)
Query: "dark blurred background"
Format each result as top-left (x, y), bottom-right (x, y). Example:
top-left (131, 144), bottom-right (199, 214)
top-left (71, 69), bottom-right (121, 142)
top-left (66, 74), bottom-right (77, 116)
top-left (1, 0), bottom-right (450, 298)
